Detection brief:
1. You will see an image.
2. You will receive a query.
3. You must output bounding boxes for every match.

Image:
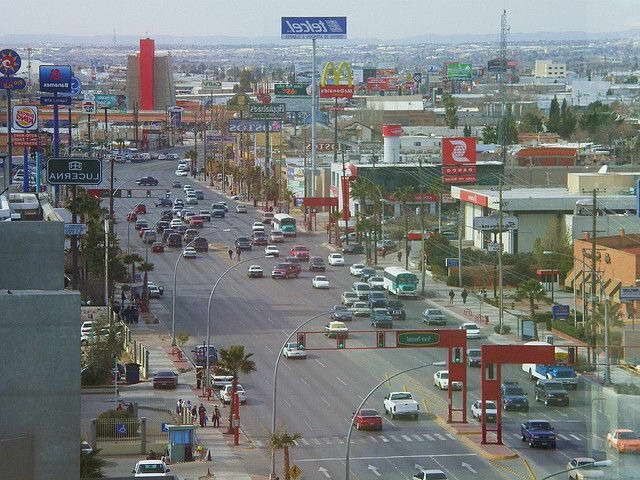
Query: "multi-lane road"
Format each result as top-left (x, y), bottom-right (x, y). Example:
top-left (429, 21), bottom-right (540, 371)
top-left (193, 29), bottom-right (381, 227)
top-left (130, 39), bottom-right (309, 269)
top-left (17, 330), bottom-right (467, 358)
top-left (107, 155), bottom-right (639, 480)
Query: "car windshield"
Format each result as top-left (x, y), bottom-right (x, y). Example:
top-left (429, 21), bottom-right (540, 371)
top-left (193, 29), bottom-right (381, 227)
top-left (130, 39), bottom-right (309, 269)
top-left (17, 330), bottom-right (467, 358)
top-left (391, 393), bottom-right (413, 400)
top-left (139, 464), bottom-right (166, 473)
top-left (468, 350), bottom-right (481, 358)
top-left (439, 372), bottom-right (449, 379)
top-left (504, 386), bottom-right (524, 395)
top-left (428, 309), bottom-right (443, 315)
top-left (529, 422), bottom-right (552, 430)
top-left (156, 371), bottom-right (175, 377)
top-left (553, 370), bottom-right (576, 378)
top-left (618, 431), bottom-right (640, 439)
top-left (355, 284), bottom-right (370, 290)
top-left (354, 264), bottom-right (364, 268)
top-left (316, 276), bottom-right (327, 281)
top-left (484, 401), bottom-right (497, 409)
top-left (463, 324), bottom-right (478, 329)
top-left (360, 409), bottom-right (379, 417)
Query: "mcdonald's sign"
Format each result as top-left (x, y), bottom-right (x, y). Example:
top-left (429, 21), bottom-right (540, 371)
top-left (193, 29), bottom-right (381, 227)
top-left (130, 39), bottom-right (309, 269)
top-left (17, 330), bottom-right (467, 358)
top-left (319, 61), bottom-right (354, 99)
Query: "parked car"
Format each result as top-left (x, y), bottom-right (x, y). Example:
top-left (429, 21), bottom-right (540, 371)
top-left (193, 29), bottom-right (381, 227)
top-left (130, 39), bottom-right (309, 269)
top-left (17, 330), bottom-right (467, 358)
top-left (354, 409), bottom-right (382, 431)
top-left (341, 291), bottom-right (359, 307)
top-left (155, 198), bottom-right (172, 207)
top-left (221, 384), bottom-right (246, 404)
top-left (349, 301), bottom-right (372, 317)
top-left (133, 203), bottom-right (147, 215)
top-left (433, 370), bottom-right (462, 390)
top-left (167, 233), bottom-right (182, 248)
top-left (252, 232), bottom-right (268, 246)
top-left (132, 460), bottom-right (171, 478)
top-left (423, 308), bottom-right (446, 326)
top-left (183, 228), bottom-right (199, 244)
top-left (142, 231), bottom-right (156, 244)
top-left (199, 210), bottom-right (212, 221)
top-left (153, 371), bottom-right (178, 389)
top-left (134, 219), bottom-right (148, 231)
top-left (155, 221), bottom-right (170, 233)
top-left (248, 265), bottom-right (264, 278)
top-left (194, 190), bottom-right (204, 200)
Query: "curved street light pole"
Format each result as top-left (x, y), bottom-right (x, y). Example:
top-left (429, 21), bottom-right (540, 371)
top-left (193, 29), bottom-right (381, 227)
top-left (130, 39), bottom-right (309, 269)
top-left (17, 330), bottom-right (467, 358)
top-left (270, 310), bottom-right (331, 480)
top-left (540, 460), bottom-right (612, 480)
top-left (170, 238), bottom-right (198, 346)
top-left (344, 362), bottom-right (445, 480)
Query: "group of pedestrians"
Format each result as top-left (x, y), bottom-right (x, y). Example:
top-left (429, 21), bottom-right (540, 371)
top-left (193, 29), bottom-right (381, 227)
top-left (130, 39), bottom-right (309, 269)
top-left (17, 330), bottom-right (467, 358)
top-left (228, 247), bottom-right (242, 261)
top-left (175, 399), bottom-right (220, 428)
top-left (448, 288), bottom-right (469, 305)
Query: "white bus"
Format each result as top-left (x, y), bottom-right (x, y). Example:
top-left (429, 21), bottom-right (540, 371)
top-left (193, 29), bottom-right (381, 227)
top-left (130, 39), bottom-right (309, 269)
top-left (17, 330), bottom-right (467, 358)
top-left (273, 213), bottom-right (297, 237)
top-left (383, 267), bottom-right (418, 297)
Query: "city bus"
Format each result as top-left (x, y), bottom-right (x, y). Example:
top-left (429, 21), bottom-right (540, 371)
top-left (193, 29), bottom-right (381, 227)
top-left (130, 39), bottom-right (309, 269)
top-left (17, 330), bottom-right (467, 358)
top-left (273, 213), bottom-right (297, 237)
top-left (383, 267), bottom-right (419, 297)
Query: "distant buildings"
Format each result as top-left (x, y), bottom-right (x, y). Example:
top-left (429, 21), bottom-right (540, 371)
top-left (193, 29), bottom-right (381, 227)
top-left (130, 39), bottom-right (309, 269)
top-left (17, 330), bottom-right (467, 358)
top-left (125, 38), bottom-right (176, 111)
top-left (534, 59), bottom-right (567, 78)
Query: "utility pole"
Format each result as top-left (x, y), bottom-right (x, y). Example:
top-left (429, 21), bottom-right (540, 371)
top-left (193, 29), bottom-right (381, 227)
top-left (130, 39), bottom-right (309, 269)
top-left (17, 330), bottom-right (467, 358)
top-left (499, 9), bottom-right (509, 169)
top-left (341, 146), bottom-right (349, 245)
top-left (458, 201), bottom-right (463, 288)
top-left (419, 157), bottom-right (427, 295)
top-left (591, 188), bottom-right (598, 364)
top-left (334, 97), bottom-right (339, 164)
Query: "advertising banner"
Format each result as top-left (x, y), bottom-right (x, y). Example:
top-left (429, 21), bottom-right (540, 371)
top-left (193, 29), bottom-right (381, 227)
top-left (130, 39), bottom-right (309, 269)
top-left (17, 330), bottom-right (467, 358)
top-left (12, 105), bottom-right (38, 131)
top-left (319, 85), bottom-right (354, 98)
top-left (281, 16), bottom-right (347, 39)
top-left (13, 133), bottom-right (44, 147)
top-left (248, 103), bottom-right (286, 120)
top-left (202, 80), bottom-right (222, 90)
top-left (366, 77), bottom-right (397, 92)
top-left (0, 76), bottom-right (26, 90)
top-left (274, 83), bottom-right (310, 98)
top-left (228, 120), bottom-right (282, 133)
top-left (442, 137), bottom-right (476, 166)
top-left (39, 65), bottom-right (72, 93)
top-left (446, 63), bottom-right (473, 80)
top-left (95, 94), bottom-right (118, 109)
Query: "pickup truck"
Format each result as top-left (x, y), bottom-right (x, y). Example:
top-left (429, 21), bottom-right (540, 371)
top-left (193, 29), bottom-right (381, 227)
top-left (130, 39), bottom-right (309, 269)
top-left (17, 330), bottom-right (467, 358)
top-left (383, 392), bottom-right (420, 420)
top-left (211, 375), bottom-right (234, 389)
top-left (221, 384), bottom-right (247, 404)
top-left (522, 363), bottom-right (578, 389)
top-left (520, 419), bottom-right (557, 448)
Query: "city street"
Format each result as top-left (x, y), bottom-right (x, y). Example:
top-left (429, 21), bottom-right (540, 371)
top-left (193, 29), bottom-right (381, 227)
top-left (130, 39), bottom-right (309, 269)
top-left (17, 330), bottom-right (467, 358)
top-left (107, 157), bottom-right (640, 480)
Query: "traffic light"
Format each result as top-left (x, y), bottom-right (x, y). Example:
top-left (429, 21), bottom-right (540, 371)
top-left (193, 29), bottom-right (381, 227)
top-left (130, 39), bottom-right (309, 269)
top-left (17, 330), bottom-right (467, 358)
top-left (146, 190), bottom-right (151, 198)
top-left (377, 331), bottom-right (385, 348)
top-left (127, 190), bottom-right (132, 198)
top-left (297, 333), bottom-right (306, 350)
top-left (336, 333), bottom-right (347, 349)
top-left (453, 347), bottom-right (462, 364)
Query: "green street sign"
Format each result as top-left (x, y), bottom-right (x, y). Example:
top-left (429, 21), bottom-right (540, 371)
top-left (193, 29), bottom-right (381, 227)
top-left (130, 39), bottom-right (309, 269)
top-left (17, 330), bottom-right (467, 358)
top-left (248, 103), bottom-right (286, 120)
top-left (274, 83), bottom-right (310, 98)
top-left (47, 157), bottom-right (103, 185)
top-left (396, 331), bottom-right (440, 347)
top-left (446, 63), bottom-right (472, 80)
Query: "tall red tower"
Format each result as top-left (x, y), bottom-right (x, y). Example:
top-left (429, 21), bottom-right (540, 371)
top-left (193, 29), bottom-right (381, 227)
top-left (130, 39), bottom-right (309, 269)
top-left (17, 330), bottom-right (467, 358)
top-left (139, 38), bottom-right (155, 110)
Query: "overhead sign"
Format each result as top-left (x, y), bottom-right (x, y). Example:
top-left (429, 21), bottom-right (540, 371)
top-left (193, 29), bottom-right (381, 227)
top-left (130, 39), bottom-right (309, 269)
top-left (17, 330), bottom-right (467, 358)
top-left (0, 76), bottom-right (26, 90)
top-left (39, 65), bottom-right (72, 93)
top-left (281, 16), bottom-right (347, 39)
top-left (472, 215), bottom-right (519, 231)
top-left (248, 103), bottom-right (286, 120)
top-left (620, 287), bottom-right (640, 302)
top-left (47, 157), bottom-right (103, 185)
top-left (82, 100), bottom-right (97, 114)
top-left (95, 94), bottom-right (117, 109)
top-left (12, 105), bottom-right (38, 131)
top-left (202, 80), bottom-right (222, 90)
top-left (228, 119), bottom-right (282, 133)
top-left (396, 331), bottom-right (440, 347)
top-left (0, 49), bottom-right (21, 75)
top-left (446, 63), bottom-right (473, 80)
top-left (274, 83), bottom-right (310, 98)
top-left (40, 96), bottom-right (72, 106)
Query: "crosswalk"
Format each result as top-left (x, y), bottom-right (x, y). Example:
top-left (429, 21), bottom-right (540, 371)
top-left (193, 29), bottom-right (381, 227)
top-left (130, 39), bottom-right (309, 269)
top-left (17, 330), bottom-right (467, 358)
top-left (249, 432), bottom-right (459, 449)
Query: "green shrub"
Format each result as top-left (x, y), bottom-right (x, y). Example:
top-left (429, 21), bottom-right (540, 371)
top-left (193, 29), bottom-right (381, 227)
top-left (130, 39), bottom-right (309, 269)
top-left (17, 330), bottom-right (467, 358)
top-left (547, 319), bottom-right (588, 342)
top-left (81, 364), bottom-right (111, 387)
top-left (96, 409), bottom-right (138, 438)
top-left (494, 324), bottom-right (512, 335)
top-left (613, 383), bottom-right (640, 395)
top-left (446, 272), bottom-right (473, 287)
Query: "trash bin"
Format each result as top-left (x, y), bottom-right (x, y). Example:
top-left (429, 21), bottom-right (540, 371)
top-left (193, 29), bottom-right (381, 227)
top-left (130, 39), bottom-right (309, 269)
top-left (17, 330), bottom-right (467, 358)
top-left (544, 334), bottom-right (554, 345)
top-left (125, 363), bottom-right (140, 384)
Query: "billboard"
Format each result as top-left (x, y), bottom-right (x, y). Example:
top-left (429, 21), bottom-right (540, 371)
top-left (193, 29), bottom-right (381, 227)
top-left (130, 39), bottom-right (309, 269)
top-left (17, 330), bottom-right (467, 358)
top-left (472, 215), bottom-right (519, 231)
top-left (12, 105), bottom-right (38, 131)
top-left (39, 65), bottom-right (72, 93)
top-left (228, 120), bottom-right (282, 133)
top-left (281, 17), bottom-right (347, 39)
top-left (248, 103), bottom-right (286, 120)
top-left (366, 77), bottom-right (398, 92)
top-left (442, 137), bottom-right (477, 184)
top-left (95, 94), bottom-right (117, 109)
top-left (275, 83), bottom-right (311, 98)
top-left (446, 63), bottom-right (473, 80)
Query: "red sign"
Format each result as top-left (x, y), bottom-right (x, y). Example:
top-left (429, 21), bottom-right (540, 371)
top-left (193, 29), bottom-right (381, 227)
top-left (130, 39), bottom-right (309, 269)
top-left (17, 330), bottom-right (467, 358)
top-left (366, 77), bottom-right (397, 91)
top-left (443, 174), bottom-right (477, 184)
top-left (303, 197), bottom-right (339, 207)
top-left (257, 93), bottom-right (271, 104)
top-left (382, 125), bottom-right (403, 137)
top-left (319, 85), bottom-right (354, 99)
top-left (376, 68), bottom-right (397, 76)
top-left (341, 177), bottom-right (351, 220)
top-left (442, 137), bottom-right (476, 166)
top-left (344, 162), bottom-right (357, 179)
top-left (386, 193), bottom-right (438, 202)
top-left (458, 189), bottom-right (488, 207)
top-left (12, 132), bottom-right (43, 147)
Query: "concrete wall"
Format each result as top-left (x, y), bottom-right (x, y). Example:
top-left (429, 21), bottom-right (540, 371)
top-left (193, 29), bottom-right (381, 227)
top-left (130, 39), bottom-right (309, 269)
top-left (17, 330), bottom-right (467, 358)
top-left (0, 435), bottom-right (33, 480)
top-left (0, 221), bottom-right (65, 290)
top-left (0, 290), bottom-right (80, 480)
top-left (567, 215), bottom-right (640, 242)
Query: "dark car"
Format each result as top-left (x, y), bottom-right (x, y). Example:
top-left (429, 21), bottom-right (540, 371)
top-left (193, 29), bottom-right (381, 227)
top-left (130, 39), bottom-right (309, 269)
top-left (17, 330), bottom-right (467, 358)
top-left (156, 221), bottom-right (170, 233)
top-left (309, 256), bottom-right (326, 272)
top-left (467, 348), bottom-right (481, 367)
top-left (331, 305), bottom-right (354, 322)
top-left (162, 229), bottom-right (176, 243)
top-left (153, 370), bottom-right (178, 389)
top-left (155, 198), bottom-right (172, 207)
top-left (136, 176), bottom-right (159, 186)
top-left (193, 237), bottom-right (209, 252)
top-left (502, 381), bottom-right (529, 412)
top-left (386, 300), bottom-right (406, 320)
top-left (252, 232), bottom-right (268, 246)
top-left (521, 420), bottom-right (556, 448)
top-left (194, 190), bottom-right (205, 200)
top-left (360, 267), bottom-right (377, 282)
top-left (367, 291), bottom-right (388, 308)
top-left (211, 203), bottom-right (226, 217)
top-left (183, 228), bottom-right (199, 244)
top-left (191, 345), bottom-right (218, 368)
top-left (167, 233), bottom-right (183, 248)
top-left (370, 308), bottom-right (393, 329)
top-left (174, 224), bottom-right (187, 234)
top-left (172, 181), bottom-right (182, 188)
top-left (160, 213), bottom-right (173, 222)
top-left (342, 243), bottom-right (364, 254)
top-left (235, 237), bottom-right (252, 250)
top-left (422, 308), bottom-right (446, 326)
top-left (535, 380), bottom-right (569, 407)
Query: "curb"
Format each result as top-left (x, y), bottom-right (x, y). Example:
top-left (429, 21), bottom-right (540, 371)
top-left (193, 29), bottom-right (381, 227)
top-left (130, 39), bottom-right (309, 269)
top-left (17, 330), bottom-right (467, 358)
top-left (435, 417), bottom-right (519, 461)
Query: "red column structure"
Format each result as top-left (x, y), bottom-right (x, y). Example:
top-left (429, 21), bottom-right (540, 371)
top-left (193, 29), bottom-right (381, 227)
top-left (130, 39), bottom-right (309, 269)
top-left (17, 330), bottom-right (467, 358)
top-left (232, 391), bottom-right (240, 446)
top-left (139, 38), bottom-right (155, 111)
top-left (480, 344), bottom-right (555, 445)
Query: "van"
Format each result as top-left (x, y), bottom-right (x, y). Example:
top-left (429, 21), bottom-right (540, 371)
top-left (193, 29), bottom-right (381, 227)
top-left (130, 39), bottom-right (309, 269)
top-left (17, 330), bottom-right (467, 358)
top-left (142, 231), bottom-right (157, 244)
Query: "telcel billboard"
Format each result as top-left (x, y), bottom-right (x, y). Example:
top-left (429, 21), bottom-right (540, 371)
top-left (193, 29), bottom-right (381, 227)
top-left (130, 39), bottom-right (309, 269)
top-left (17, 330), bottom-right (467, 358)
top-left (281, 17), bottom-right (347, 39)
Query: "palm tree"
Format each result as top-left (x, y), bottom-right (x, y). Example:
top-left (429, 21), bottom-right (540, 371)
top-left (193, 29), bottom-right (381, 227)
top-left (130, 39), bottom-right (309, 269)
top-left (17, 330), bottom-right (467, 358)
top-left (270, 430), bottom-right (302, 480)
top-left (138, 261), bottom-right (154, 313)
top-left (216, 346), bottom-right (256, 432)
top-left (80, 449), bottom-right (106, 479)
top-left (328, 211), bottom-right (342, 244)
top-left (393, 185), bottom-right (415, 269)
top-left (514, 279), bottom-right (547, 338)
top-left (122, 253), bottom-right (143, 283)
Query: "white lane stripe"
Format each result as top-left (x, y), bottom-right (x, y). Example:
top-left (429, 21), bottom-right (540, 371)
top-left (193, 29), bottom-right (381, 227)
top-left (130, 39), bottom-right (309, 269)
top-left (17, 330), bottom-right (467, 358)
top-left (301, 438), bottom-right (310, 446)
top-left (390, 434), bottom-right (401, 442)
top-left (423, 434), bottom-right (435, 441)
top-left (380, 436), bottom-right (390, 443)
top-left (313, 438), bottom-right (321, 445)
top-left (412, 434), bottom-right (424, 441)
top-left (570, 434), bottom-right (582, 441)
top-left (558, 434), bottom-right (569, 441)
top-left (512, 433), bottom-right (522, 439)
top-left (434, 433), bottom-right (446, 440)
top-left (446, 434), bottom-right (457, 440)
top-left (369, 437), bottom-right (378, 443)
top-left (402, 435), bottom-right (413, 442)
top-left (336, 376), bottom-right (347, 385)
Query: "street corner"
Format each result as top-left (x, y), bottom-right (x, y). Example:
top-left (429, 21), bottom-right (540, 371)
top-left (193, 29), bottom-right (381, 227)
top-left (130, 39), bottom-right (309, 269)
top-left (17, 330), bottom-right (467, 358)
top-left (435, 416), bottom-right (518, 461)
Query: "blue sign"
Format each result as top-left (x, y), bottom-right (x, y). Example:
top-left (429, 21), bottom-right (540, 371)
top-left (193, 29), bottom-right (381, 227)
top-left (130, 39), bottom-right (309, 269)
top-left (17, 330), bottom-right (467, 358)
top-left (281, 17), bottom-right (347, 39)
top-left (64, 223), bottom-right (87, 236)
top-left (551, 305), bottom-right (571, 319)
top-left (116, 423), bottom-right (127, 435)
top-left (445, 258), bottom-right (459, 268)
top-left (69, 76), bottom-right (82, 96)
top-left (161, 423), bottom-right (170, 433)
top-left (0, 49), bottom-right (21, 75)
top-left (228, 119), bottom-right (282, 133)
top-left (41, 96), bottom-right (72, 106)
top-left (0, 76), bottom-right (26, 90)
top-left (39, 65), bottom-right (72, 93)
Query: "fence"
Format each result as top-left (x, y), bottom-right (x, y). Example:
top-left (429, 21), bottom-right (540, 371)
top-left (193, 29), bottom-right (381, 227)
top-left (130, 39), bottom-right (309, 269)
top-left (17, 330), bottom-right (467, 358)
top-left (96, 417), bottom-right (143, 442)
top-left (121, 324), bottom-right (150, 379)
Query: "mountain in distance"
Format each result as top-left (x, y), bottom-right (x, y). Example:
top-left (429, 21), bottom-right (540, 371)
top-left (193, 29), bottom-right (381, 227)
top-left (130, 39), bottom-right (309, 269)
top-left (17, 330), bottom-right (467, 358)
top-left (395, 29), bottom-right (640, 44)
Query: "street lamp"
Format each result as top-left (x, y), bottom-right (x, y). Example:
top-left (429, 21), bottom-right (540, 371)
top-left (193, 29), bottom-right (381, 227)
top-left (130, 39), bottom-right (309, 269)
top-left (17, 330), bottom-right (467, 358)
top-left (344, 361), bottom-right (446, 480)
top-left (269, 310), bottom-right (332, 480)
top-left (171, 238), bottom-right (198, 346)
top-left (540, 460), bottom-right (612, 480)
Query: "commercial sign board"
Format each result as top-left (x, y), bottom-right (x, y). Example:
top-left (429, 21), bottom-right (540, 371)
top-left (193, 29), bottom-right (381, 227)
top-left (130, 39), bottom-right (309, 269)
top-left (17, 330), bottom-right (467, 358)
top-left (202, 80), bottom-right (222, 90)
top-left (82, 100), bottom-right (97, 114)
top-left (39, 65), bottom-right (72, 93)
top-left (12, 133), bottom-right (44, 147)
top-left (446, 63), bottom-right (473, 80)
top-left (281, 16), bottom-right (347, 39)
top-left (472, 215), bottom-right (519, 231)
top-left (442, 137), bottom-right (477, 184)
top-left (366, 77), bottom-right (397, 92)
top-left (320, 61), bottom-right (353, 86)
top-left (458, 189), bottom-right (488, 207)
top-left (12, 105), bottom-right (38, 131)
top-left (228, 119), bottom-right (282, 133)
top-left (95, 94), bottom-right (118, 109)
top-left (64, 223), bottom-right (87, 236)
top-left (248, 103), bottom-right (286, 120)
top-left (620, 287), bottom-right (640, 302)
top-left (396, 331), bottom-right (440, 347)
top-left (445, 258), bottom-right (460, 268)
top-left (306, 142), bottom-right (335, 152)
top-left (0, 76), bottom-right (26, 90)
top-left (0, 49), bottom-right (21, 75)
top-left (551, 305), bottom-right (571, 320)
top-left (275, 83), bottom-right (310, 98)
top-left (320, 85), bottom-right (354, 98)
top-left (40, 95), bottom-right (72, 106)
top-left (47, 157), bottom-right (103, 185)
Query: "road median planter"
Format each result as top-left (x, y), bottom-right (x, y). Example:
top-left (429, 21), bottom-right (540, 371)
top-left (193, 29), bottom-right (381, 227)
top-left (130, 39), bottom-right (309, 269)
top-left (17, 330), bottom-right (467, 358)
top-left (435, 416), bottom-right (519, 460)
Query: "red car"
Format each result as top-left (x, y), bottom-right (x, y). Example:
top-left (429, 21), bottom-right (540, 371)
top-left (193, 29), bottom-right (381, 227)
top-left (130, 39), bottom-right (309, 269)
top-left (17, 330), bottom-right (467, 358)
top-left (126, 212), bottom-right (138, 222)
top-left (290, 245), bottom-right (310, 261)
top-left (133, 203), bottom-right (147, 215)
top-left (151, 242), bottom-right (164, 253)
top-left (138, 227), bottom-right (149, 238)
top-left (354, 409), bottom-right (382, 431)
top-left (189, 218), bottom-right (204, 228)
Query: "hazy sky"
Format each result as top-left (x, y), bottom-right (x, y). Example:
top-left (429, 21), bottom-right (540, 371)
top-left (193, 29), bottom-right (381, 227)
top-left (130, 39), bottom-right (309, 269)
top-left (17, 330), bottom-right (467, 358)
top-left (10, 0), bottom-right (640, 39)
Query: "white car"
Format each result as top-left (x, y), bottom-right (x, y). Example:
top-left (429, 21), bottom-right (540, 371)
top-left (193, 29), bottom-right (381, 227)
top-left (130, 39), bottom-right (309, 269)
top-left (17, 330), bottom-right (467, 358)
top-left (282, 342), bottom-right (307, 359)
top-left (460, 322), bottom-right (481, 339)
top-left (265, 245), bottom-right (280, 257)
top-left (368, 276), bottom-right (385, 290)
top-left (252, 222), bottom-right (266, 233)
top-left (170, 219), bottom-right (182, 228)
top-left (182, 247), bottom-right (197, 259)
top-left (221, 384), bottom-right (247, 404)
top-left (175, 169), bottom-right (188, 176)
top-left (350, 263), bottom-right (366, 276)
top-left (81, 321), bottom-right (93, 336)
top-left (312, 275), bottom-right (330, 289)
top-left (328, 253), bottom-right (345, 266)
top-left (132, 459), bottom-right (171, 478)
top-left (433, 370), bottom-right (463, 390)
top-left (183, 184), bottom-right (192, 191)
top-left (471, 400), bottom-right (497, 422)
top-left (147, 284), bottom-right (162, 299)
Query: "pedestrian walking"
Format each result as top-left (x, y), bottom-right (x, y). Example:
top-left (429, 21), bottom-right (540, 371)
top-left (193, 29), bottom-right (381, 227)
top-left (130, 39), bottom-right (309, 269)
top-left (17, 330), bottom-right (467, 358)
top-left (186, 400), bottom-right (192, 412)
top-left (461, 288), bottom-right (468, 304)
top-left (481, 288), bottom-right (487, 301)
top-left (191, 406), bottom-right (197, 425)
top-left (449, 289), bottom-right (455, 305)
top-left (212, 406), bottom-right (221, 428)
top-left (198, 404), bottom-right (207, 427)
top-left (236, 247), bottom-right (241, 260)
top-left (397, 250), bottom-right (402, 262)
top-left (228, 248), bottom-right (234, 260)
top-left (176, 399), bottom-right (183, 415)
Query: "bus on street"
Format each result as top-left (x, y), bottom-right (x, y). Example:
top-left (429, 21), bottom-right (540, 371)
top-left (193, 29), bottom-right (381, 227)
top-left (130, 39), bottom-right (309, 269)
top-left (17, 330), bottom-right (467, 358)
top-left (383, 267), bottom-right (418, 297)
top-left (273, 213), bottom-right (297, 237)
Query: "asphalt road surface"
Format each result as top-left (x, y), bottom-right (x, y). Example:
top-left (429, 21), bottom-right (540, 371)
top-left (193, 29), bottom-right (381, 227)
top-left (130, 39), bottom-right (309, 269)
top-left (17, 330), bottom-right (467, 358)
top-left (106, 155), bottom-right (640, 480)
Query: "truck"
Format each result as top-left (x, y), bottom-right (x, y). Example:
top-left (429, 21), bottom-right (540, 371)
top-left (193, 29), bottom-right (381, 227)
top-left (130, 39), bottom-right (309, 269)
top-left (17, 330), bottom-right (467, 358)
top-left (383, 392), bottom-right (420, 420)
top-left (521, 341), bottom-right (578, 389)
top-left (520, 419), bottom-right (557, 449)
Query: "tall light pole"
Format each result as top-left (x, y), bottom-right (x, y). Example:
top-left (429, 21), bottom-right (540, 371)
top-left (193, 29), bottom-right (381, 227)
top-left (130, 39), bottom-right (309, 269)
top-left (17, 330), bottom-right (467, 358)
top-left (171, 238), bottom-right (198, 346)
top-left (539, 460), bottom-right (612, 480)
top-left (344, 362), bottom-right (445, 480)
top-left (270, 310), bottom-right (331, 480)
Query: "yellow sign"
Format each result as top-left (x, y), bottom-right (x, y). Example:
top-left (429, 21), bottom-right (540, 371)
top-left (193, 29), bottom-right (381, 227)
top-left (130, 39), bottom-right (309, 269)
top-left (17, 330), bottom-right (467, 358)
top-left (320, 61), bottom-right (353, 87)
top-left (289, 464), bottom-right (302, 479)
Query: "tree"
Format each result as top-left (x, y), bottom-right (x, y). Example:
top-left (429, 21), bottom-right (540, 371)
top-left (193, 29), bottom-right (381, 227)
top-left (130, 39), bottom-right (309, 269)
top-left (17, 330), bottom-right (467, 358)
top-left (519, 109), bottom-right (545, 133)
top-left (532, 217), bottom-right (573, 280)
top-left (80, 449), bottom-right (106, 479)
top-left (579, 101), bottom-right (619, 135)
top-left (237, 68), bottom-right (254, 93)
top-left (463, 125), bottom-right (472, 137)
top-left (496, 106), bottom-right (518, 145)
top-left (481, 125), bottom-right (497, 144)
top-left (547, 96), bottom-right (561, 133)
top-left (558, 99), bottom-right (577, 139)
top-left (138, 262), bottom-right (154, 313)
top-left (122, 253), bottom-right (143, 283)
top-left (270, 430), bottom-right (302, 480)
top-left (393, 185), bottom-right (415, 269)
top-left (443, 93), bottom-right (459, 130)
top-left (217, 345), bottom-right (256, 432)
top-left (514, 279), bottom-right (547, 338)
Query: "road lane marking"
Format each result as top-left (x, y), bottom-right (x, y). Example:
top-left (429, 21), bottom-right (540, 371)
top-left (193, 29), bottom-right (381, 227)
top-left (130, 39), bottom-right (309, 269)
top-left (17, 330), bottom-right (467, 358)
top-left (382, 417), bottom-right (397, 428)
top-left (433, 433), bottom-right (446, 440)
top-left (313, 438), bottom-right (321, 446)
top-left (380, 436), bottom-right (389, 442)
top-left (296, 454), bottom-right (477, 462)
top-left (570, 434), bottom-right (582, 441)
top-left (557, 434), bottom-right (569, 441)
top-left (369, 437), bottom-right (378, 443)
top-left (446, 434), bottom-right (457, 440)
top-left (315, 359), bottom-right (327, 368)
top-left (423, 434), bottom-right (435, 441)
top-left (293, 439), bottom-right (299, 446)
top-left (401, 435), bottom-right (412, 442)
top-left (336, 376), bottom-right (347, 385)
top-left (412, 435), bottom-right (424, 441)
top-left (336, 437), bottom-right (344, 444)
top-left (390, 435), bottom-right (401, 442)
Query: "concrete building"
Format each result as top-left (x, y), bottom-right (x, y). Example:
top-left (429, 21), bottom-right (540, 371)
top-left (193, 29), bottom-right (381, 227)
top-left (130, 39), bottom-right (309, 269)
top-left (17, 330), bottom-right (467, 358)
top-left (0, 221), bottom-right (80, 480)
top-left (534, 60), bottom-right (567, 78)
top-left (125, 38), bottom-right (176, 111)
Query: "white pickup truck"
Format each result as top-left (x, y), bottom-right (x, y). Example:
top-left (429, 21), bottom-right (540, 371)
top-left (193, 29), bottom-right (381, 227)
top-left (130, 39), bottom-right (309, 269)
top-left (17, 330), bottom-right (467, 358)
top-left (383, 392), bottom-right (420, 419)
top-left (221, 384), bottom-right (247, 405)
